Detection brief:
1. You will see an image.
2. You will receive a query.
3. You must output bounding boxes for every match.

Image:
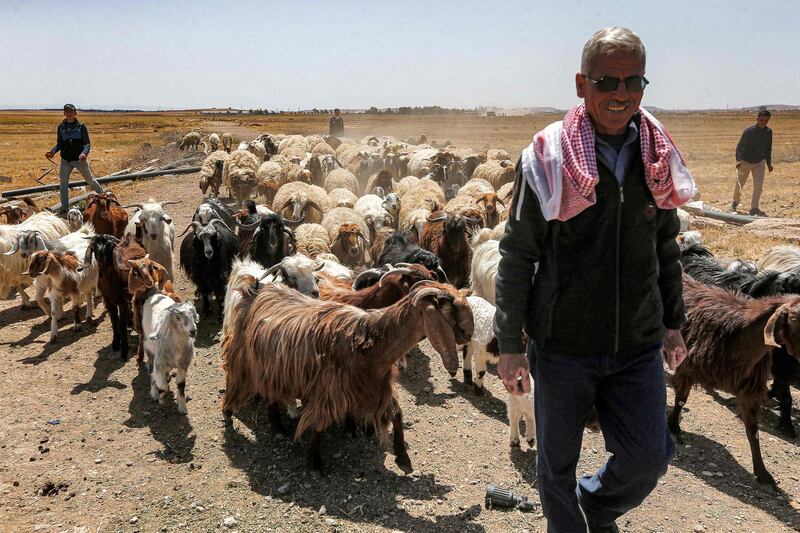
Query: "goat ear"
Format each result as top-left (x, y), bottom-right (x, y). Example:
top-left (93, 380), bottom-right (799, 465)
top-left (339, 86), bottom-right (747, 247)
top-left (765, 304), bottom-right (790, 348)
top-left (154, 263), bottom-right (169, 289)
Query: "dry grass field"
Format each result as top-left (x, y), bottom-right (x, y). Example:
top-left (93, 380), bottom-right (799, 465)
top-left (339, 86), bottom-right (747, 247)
top-left (2, 111), bottom-right (800, 533)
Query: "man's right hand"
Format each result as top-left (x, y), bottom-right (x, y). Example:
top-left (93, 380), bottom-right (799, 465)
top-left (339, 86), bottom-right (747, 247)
top-left (45, 151), bottom-right (54, 159)
top-left (735, 161), bottom-right (741, 169)
top-left (498, 353), bottom-right (531, 396)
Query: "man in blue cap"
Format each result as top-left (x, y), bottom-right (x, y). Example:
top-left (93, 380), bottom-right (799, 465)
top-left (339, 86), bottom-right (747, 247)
top-left (45, 104), bottom-right (103, 212)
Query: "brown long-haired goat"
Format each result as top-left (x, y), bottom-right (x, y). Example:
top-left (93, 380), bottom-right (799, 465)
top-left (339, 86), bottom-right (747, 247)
top-left (83, 192), bottom-right (128, 238)
top-left (672, 275), bottom-right (800, 491)
top-left (222, 280), bottom-right (473, 473)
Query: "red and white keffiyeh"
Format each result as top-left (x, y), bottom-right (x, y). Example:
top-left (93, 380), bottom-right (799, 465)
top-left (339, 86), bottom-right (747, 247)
top-left (520, 104), bottom-right (697, 221)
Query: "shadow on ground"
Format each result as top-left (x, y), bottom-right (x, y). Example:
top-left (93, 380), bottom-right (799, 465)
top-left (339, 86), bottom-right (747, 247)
top-left (222, 402), bottom-right (485, 532)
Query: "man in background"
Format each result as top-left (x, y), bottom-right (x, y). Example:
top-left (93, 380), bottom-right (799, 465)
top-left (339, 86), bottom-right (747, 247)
top-left (329, 108), bottom-right (344, 137)
top-left (732, 109), bottom-right (773, 216)
top-left (45, 104), bottom-right (103, 212)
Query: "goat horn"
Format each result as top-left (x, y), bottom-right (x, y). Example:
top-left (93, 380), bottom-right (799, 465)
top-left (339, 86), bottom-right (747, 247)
top-left (121, 203), bottom-right (144, 209)
top-left (158, 200), bottom-right (182, 207)
top-left (464, 216), bottom-right (483, 224)
top-left (426, 214), bottom-right (447, 222)
top-left (3, 239), bottom-right (20, 255)
top-left (178, 221), bottom-right (202, 237)
top-left (353, 268), bottom-right (382, 288)
top-left (282, 214), bottom-right (306, 227)
top-left (208, 218), bottom-right (233, 233)
top-left (313, 260), bottom-right (325, 271)
top-left (436, 266), bottom-right (449, 284)
top-left (258, 263), bottom-right (284, 281)
top-left (411, 285), bottom-right (441, 306)
top-left (236, 219), bottom-right (261, 231)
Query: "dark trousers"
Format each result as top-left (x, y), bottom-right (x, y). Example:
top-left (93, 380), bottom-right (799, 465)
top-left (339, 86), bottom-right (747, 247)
top-left (530, 341), bottom-right (673, 533)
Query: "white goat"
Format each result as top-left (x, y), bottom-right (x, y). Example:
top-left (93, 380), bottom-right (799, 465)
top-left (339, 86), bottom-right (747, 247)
top-left (460, 295), bottom-right (535, 448)
top-left (26, 249), bottom-right (98, 343)
top-left (143, 297), bottom-right (199, 414)
top-left (67, 208), bottom-right (84, 231)
top-left (0, 212), bottom-right (69, 308)
top-left (354, 194), bottom-right (392, 239)
top-left (469, 228), bottom-right (501, 305)
top-left (123, 199), bottom-right (180, 280)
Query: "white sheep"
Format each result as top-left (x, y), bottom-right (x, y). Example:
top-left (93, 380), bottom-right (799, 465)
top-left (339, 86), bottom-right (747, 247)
top-left (394, 175), bottom-right (421, 197)
top-left (199, 150), bottom-right (230, 197)
top-left (272, 182), bottom-right (331, 225)
top-left (223, 150), bottom-right (261, 206)
top-left (143, 297), bottom-right (199, 414)
top-left (206, 133), bottom-right (221, 153)
top-left (239, 140), bottom-right (267, 163)
top-left (471, 160), bottom-right (515, 189)
top-left (354, 194), bottom-right (392, 239)
top-left (294, 223), bottom-right (332, 259)
top-left (323, 168), bottom-right (359, 195)
top-left (321, 207), bottom-right (371, 267)
top-left (222, 133), bottom-right (233, 153)
top-left (398, 178), bottom-right (444, 239)
top-left (179, 131), bottom-right (202, 151)
top-left (328, 187), bottom-right (358, 208)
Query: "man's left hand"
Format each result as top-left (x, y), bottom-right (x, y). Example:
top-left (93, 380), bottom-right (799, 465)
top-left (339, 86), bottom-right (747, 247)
top-left (79, 153), bottom-right (87, 161)
top-left (768, 164), bottom-right (774, 173)
top-left (663, 328), bottom-right (687, 371)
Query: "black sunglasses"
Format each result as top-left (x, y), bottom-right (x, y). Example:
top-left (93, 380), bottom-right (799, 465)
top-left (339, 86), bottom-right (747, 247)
top-left (585, 75), bottom-right (649, 93)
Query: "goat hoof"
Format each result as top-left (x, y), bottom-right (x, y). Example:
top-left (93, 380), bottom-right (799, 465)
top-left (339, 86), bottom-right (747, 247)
top-left (758, 479), bottom-right (778, 494)
top-left (72, 324), bottom-right (82, 332)
top-left (777, 421), bottom-right (797, 439)
top-left (526, 438), bottom-right (536, 448)
top-left (395, 454), bottom-right (413, 474)
top-left (463, 369), bottom-right (473, 385)
top-left (473, 384), bottom-right (485, 396)
top-left (510, 438), bottom-right (520, 448)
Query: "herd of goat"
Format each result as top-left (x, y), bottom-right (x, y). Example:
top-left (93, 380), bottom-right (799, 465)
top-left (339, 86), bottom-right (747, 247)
top-left (1, 130), bottom-right (799, 489)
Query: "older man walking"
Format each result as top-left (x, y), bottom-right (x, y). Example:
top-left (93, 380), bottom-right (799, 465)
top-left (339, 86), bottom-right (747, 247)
top-left (732, 109), bottom-right (773, 216)
top-left (45, 104), bottom-right (103, 212)
top-left (494, 27), bottom-right (696, 532)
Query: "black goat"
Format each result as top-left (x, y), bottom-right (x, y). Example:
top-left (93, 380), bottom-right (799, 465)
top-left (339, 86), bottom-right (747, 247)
top-left (375, 230), bottom-right (447, 282)
top-left (193, 197), bottom-right (236, 229)
top-left (179, 219), bottom-right (240, 319)
top-left (238, 213), bottom-right (295, 269)
top-left (83, 233), bottom-right (147, 360)
top-left (682, 246), bottom-right (800, 436)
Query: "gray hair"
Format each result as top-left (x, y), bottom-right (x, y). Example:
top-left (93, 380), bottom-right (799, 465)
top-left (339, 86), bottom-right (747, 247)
top-left (581, 27), bottom-right (646, 75)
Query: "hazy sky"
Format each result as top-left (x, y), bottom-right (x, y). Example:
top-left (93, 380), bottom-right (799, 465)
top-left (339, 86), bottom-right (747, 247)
top-left (1, 0), bottom-right (798, 110)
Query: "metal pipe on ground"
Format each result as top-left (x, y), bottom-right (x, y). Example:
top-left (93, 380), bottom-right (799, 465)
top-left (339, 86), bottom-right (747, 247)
top-left (1, 166), bottom-right (201, 199)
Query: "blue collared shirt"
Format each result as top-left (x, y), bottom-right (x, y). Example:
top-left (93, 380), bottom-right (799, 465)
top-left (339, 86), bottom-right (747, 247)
top-left (595, 121), bottom-right (639, 185)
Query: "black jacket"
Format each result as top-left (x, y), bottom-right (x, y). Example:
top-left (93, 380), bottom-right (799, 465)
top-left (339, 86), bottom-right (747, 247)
top-left (494, 137), bottom-right (685, 356)
top-left (735, 125), bottom-right (772, 166)
top-left (52, 120), bottom-right (91, 162)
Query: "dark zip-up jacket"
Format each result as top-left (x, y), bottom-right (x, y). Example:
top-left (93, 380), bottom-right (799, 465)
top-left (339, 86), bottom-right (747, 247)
top-left (735, 125), bottom-right (772, 166)
top-left (329, 116), bottom-right (344, 136)
top-left (493, 133), bottom-right (685, 356)
top-left (51, 119), bottom-right (91, 162)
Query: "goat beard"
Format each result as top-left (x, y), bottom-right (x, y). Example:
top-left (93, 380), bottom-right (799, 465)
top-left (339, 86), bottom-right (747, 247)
top-left (422, 305), bottom-right (459, 376)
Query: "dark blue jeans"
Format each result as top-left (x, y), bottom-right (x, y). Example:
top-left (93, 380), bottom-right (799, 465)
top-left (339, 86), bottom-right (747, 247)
top-left (530, 341), bottom-right (673, 533)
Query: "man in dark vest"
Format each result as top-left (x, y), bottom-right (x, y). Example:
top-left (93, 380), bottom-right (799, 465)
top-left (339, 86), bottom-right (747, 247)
top-left (494, 27), bottom-right (696, 532)
top-left (45, 104), bottom-right (103, 212)
top-left (329, 109), bottom-right (344, 137)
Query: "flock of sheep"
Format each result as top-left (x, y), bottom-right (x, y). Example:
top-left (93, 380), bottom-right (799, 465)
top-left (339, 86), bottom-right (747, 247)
top-left (1, 128), bottom-right (799, 489)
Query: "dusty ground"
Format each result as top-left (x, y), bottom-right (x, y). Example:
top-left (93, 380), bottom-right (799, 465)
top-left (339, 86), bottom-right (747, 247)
top-left (1, 112), bottom-right (800, 532)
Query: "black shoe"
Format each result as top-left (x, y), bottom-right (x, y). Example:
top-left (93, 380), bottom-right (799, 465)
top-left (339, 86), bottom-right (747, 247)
top-left (749, 208), bottom-right (767, 217)
top-left (730, 201), bottom-right (738, 212)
